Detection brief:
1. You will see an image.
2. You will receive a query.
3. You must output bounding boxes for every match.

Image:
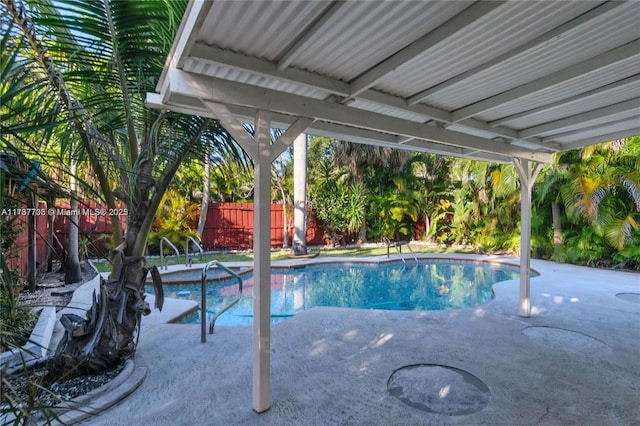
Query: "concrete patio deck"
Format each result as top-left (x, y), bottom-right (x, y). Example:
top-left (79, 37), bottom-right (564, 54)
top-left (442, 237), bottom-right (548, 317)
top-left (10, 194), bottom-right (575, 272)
top-left (73, 255), bottom-right (638, 425)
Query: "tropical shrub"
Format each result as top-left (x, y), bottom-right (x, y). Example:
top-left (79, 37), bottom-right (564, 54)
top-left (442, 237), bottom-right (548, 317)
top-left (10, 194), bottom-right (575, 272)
top-left (148, 189), bottom-right (199, 253)
top-left (367, 176), bottom-right (420, 242)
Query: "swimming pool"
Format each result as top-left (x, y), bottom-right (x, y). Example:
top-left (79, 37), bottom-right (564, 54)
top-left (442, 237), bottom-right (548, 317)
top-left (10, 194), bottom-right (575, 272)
top-left (147, 259), bottom-right (528, 326)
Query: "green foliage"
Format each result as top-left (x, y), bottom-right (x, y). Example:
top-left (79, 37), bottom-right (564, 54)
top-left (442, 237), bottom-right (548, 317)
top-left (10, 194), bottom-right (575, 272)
top-left (1, 357), bottom-right (64, 426)
top-left (309, 160), bottom-right (367, 245)
top-left (0, 253), bottom-right (36, 353)
top-left (148, 189), bottom-right (199, 253)
top-left (533, 137), bottom-right (640, 269)
top-left (0, 173), bottom-right (35, 353)
top-left (367, 176), bottom-right (420, 242)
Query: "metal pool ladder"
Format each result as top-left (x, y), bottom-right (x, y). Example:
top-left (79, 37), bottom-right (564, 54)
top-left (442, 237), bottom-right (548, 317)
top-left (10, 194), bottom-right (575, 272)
top-left (201, 260), bottom-right (243, 343)
top-left (160, 237), bottom-right (180, 270)
top-left (387, 241), bottom-right (418, 264)
top-left (185, 236), bottom-right (203, 266)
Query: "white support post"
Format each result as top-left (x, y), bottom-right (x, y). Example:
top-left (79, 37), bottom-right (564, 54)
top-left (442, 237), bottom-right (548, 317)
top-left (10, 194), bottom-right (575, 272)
top-left (513, 158), bottom-right (543, 317)
top-left (252, 110), bottom-right (272, 413)
top-left (203, 102), bottom-right (312, 413)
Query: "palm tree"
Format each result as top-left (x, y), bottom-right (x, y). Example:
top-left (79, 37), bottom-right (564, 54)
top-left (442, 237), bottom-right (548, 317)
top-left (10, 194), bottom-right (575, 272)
top-left (406, 153), bottom-right (452, 240)
top-left (291, 134), bottom-right (308, 255)
top-left (334, 141), bottom-right (409, 242)
top-left (560, 139), bottom-right (640, 251)
top-left (2, 0), bottom-right (247, 376)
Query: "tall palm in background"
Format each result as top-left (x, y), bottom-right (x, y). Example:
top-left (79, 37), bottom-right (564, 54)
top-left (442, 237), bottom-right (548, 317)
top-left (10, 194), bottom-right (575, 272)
top-left (1, 0), bottom-right (246, 376)
top-left (334, 141), bottom-right (409, 242)
top-left (559, 139), bottom-right (640, 260)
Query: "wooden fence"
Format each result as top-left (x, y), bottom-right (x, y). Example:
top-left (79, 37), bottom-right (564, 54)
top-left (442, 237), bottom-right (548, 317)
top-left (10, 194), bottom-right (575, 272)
top-left (5, 201), bottom-right (329, 277)
top-left (201, 203), bottom-right (326, 250)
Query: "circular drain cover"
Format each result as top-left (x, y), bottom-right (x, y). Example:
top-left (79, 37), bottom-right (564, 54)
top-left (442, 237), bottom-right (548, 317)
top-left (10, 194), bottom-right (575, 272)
top-left (616, 292), bottom-right (640, 303)
top-left (387, 364), bottom-right (490, 415)
top-left (521, 326), bottom-right (611, 355)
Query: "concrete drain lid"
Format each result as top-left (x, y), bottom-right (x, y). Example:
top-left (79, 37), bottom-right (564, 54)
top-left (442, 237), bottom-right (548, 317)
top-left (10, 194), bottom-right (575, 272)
top-left (616, 292), bottom-right (640, 303)
top-left (387, 364), bottom-right (490, 415)
top-left (521, 326), bottom-right (611, 355)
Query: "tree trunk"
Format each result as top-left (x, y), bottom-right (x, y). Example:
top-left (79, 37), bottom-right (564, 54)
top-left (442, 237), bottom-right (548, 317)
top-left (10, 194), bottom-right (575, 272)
top-left (53, 256), bottom-right (151, 377)
top-left (46, 196), bottom-right (54, 272)
top-left (26, 189), bottom-right (37, 292)
top-left (551, 201), bottom-right (563, 261)
top-left (292, 134), bottom-right (308, 255)
top-left (282, 191), bottom-right (289, 248)
top-left (65, 160), bottom-right (82, 284)
top-left (197, 143), bottom-right (211, 239)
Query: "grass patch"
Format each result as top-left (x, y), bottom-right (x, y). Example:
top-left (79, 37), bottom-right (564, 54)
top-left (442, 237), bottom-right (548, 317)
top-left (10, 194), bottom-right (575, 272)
top-left (90, 243), bottom-right (474, 273)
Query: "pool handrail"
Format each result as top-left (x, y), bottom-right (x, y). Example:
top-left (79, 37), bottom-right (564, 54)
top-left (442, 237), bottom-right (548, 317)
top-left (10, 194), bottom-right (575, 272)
top-left (185, 236), bottom-right (204, 267)
top-left (201, 260), bottom-right (243, 342)
top-left (387, 241), bottom-right (418, 263)
top-left (160, 237), bottom-right (180, 270)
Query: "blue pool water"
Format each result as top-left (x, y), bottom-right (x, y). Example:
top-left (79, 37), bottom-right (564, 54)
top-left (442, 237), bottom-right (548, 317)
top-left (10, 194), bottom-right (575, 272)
top-left (147, 260), bottom-right (525, 326)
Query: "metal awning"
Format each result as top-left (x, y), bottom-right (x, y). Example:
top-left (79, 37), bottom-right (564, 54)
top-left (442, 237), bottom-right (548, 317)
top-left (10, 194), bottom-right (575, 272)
top-left (146, 0), bottom-right (640, 414)
top-left (147, 0), bottom-right (639, 164)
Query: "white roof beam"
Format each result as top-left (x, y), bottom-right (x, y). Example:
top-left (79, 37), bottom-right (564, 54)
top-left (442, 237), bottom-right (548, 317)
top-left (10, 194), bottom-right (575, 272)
top-left (189, 43), bottom-right (455, 124)
top-left (407, 1), bottom-right (625, 105)
top-left (454, 118), bottom-right (560, 151)
top-left (190, 43), bottom-right (351, 97)
top-left (540, 115), bottom-right (640, 143)
top-left (451, 40), bottom-right (640, 122)
top-left (399, 139), bottom-right (513, 163)
top-left (346, 1), bottom-right (504, 100)
top-left (518, 98), bottom-right (640, 139)
top-left (156, 0), bottom-right (211, 93)
top-left (489, 73), bottom-right (640, 127)
top-left (357, 89), bottom-right (452, 123)
top-left (561, 128), bottom-right (640, 150)
top-left (205, 101), bottom-right (259, 158)
top-left (359, 91), bottom-right (553, 147)
top-left (270, 117), bottom-right (316, 162)
top-left (165, 69), bottom-right (552, 162)
top-left (276, 1), bottom-right (347, 70)
top-left (148, 92), bottom-right (405, 147)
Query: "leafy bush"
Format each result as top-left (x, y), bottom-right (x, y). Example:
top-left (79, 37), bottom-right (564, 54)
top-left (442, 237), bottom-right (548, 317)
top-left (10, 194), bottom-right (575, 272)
top-left (0, 253), bottom-right (36, 353)
top-left (148, 189), bottom-right (199, 254)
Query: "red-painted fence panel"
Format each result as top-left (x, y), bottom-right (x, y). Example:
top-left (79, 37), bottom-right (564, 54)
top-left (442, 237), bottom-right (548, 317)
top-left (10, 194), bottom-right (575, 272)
top-left (5, 200), bottom-right (49, 277)
top-left (5, 199), bottom-right (339, 279)
top-left (201, 202), bottom-right (325, 250)
top-left (53, 200), bottom-right (127, 258)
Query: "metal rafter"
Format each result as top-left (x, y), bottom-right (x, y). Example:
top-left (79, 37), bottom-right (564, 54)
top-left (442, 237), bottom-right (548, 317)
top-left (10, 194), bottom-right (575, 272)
top-left (276, 1), bottom-right (347, 70)
top-left (345, 1), bottom-right (504, 100)
top-left (489, 73), bottom-right (640, 127)
top-left (407, 1), bottom-right (626, 105)
top-left (518, 98), bottom-right (640, 139)
top-left (451, 40), bottom-right (640, 122)
top-left (163, 68), bottom-right (552, 162)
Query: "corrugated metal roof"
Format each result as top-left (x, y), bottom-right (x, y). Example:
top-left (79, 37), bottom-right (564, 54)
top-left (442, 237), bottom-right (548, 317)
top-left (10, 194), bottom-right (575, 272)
top-left (499, 77), bottom-right (640, 129)
top-left (423, 2), bottom-right (640, 110)
top-left (199, 1), bottom-right (326, 61)
top-left (182, 59), bottom-right (328, 100)
top-left (476, 56), bottom-right (640, 123)
top-left (376, 1), bottom-right (596, 99)
top-left (550, 117), bottom-right (640, 144)
top-left (286, 1), bottom-right (470, 80)
top-left (150, 0), bottom-right (640, 162)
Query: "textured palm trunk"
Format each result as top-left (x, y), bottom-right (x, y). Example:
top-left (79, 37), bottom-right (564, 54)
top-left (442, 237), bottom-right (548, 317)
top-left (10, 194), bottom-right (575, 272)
top-left (551, 201), bottom-right (563, 260)
top-left (52, 167), bottom-right (163, 378)
top-left (197, 143), bottom-right (211, 239)
top-left (65, 160), bottom-right (82, 284)
top-left (54, 256), bottom-right (151, 376)
top-left (292, 134), bottom-right (308, 255)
